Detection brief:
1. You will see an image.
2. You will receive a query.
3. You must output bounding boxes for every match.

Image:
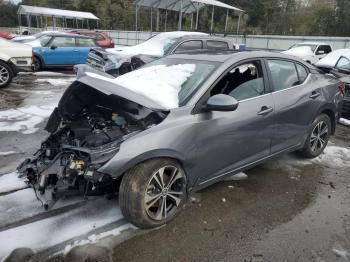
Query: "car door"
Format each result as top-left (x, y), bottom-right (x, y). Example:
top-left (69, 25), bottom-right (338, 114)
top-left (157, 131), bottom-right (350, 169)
top-left (194, 59), bottom-right (275, 185)
top-left (40, 36), bottom-right (79, 65)
top-left (75, 37), bottom-right (96, 64)
top-left (266, 59), bottom-right (319, 152)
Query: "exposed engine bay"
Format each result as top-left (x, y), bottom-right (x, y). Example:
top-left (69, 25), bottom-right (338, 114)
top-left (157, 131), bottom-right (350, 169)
top-left (17, 81), bottom-right (167, 209)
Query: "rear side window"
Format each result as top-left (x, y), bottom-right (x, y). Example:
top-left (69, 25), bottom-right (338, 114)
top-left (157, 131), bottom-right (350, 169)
top-left (207, 41), bottom-right (229, 50)
top-left (77, 38), bottom-right (96, 47)
top-left (335, 57), bottom-right (350, 73)
top-left (267, 60), bottom-right (300, 91)
top-left (51, 37), bottom-right (75, 47)
top-left (296, 64), bottom-right (308, 83)
top-left (175, 40), bottom-right (203, 53)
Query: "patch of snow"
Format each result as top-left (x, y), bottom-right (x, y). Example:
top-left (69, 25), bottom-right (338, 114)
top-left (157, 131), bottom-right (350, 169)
top-left (0, 172), bottom-right (27, 194)
top-left (283, 46), bottom-right (314, 57)
top-left (0, 151), bottom-right (18, 156)
top-left (35, 77), bottom-right (75, 87)
top-left (19, 71), bottom-right (74, 77)
top-left (224, 172), bottom-right (248, 181)
top-left (222, 198), bottom-right (226, 203)
top-left (0, 198), bottom-right (122, 260)
top-left (63, 223), bottom-right (136, 255)
top-left (313, 145), bottom-right (350, 168)
top-left (86, 63), bottom-right (196, 109)
top-left (339, 117), bottom-right (350, 126)
top-left (316, 49), bottom-right (350, 68)
top-left (0, 104), bottom-right (56, 134)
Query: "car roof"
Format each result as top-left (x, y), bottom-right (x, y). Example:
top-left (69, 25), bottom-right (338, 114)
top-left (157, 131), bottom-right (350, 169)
top-left (45, 32), bottom-right (95, 39)
top-left (166, 50), bottom-right (311, 65)
top-left (296, 42), bottom-right (329, 46)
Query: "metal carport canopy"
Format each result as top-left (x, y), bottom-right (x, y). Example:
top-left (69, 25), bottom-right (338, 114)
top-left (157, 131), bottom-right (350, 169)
top-left (17, 5), bottom-right (99, 20)
top-left (134, 0), bottom-right (244, 32)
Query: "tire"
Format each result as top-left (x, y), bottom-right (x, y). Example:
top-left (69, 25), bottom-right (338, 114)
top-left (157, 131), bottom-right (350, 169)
top-left (0, 61), bottom-right (14, 88)
top-left (119, 158), bottom-right (187, 229)
top-left (300, 114), bottom-right (331, 158)
top-left (33, 56), bottom-right (42, 72)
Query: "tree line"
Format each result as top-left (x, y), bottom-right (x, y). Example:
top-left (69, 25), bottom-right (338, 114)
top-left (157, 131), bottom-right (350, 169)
top-left (0, 0), bottom-right (349, 36)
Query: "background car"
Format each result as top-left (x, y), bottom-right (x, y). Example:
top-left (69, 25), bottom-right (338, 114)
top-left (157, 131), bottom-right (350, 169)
top-left (0, 31), bottom-right (15, 40)
top-left (32, 33), bottom-right (97, 71)
top-left (283, 42), bottom-right (332, 64)
top-left (19, 51), bottom-right (343, 228)
top-left (69, 30), bottom-right (114, 48)
top-left (0, 38), bottom-right (32, 88)
top-left (83, 31), bottom-right (238, 77)
top-left (316, 49), bottom-right (350, 116)
top-left (11, 31), bottom-right (61, 46)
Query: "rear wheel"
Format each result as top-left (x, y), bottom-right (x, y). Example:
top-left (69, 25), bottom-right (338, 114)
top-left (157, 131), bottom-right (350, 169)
top-left (119, 158), bottom-right (187, 229)
top-left (0, 61), bottom-right (13, 88)
top-left (300, 114), bottom-right (331, 158)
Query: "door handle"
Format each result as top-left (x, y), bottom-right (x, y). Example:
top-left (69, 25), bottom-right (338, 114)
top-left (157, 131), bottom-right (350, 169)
top-left (257, 106), bottom-right (273, 116)
top-left (310, 91), bottom-right (320, 99)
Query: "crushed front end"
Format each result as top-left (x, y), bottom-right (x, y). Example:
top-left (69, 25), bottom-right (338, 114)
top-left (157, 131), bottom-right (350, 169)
top-left (17, 80), bottom-right (166, 208)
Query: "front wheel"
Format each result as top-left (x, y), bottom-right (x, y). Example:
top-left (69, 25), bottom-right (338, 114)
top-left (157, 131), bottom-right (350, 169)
top-left (33, 56), bottom-right (42, 72)
top-left (0, 61), bottom-right (14, 88)
top-left (119, 158), bottom-right (187, 229)
top-left (300, 114), bottom-right (331, 158)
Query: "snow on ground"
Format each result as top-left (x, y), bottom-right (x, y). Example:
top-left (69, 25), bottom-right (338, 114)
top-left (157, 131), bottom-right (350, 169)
top-left (19, 71), bottom-right (74, 77)
top-left (0, 197), bottom-right (123, 260)
top-left (0, 172), bottom-right (27, 194)
top-left (339, 117), bottom-right (350, 126)
top-left (35, 77), bottom-right (76, 87)
top-left (0, 104), bottom-right (56, 134)
top-left (0, 151), bottom-right (18, 156)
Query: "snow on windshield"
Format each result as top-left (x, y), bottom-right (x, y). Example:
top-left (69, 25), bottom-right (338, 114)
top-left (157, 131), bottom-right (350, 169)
top-left (86, 64), bottom-right (196, 109)
top-left (107, 31), bottom-right (206, 57)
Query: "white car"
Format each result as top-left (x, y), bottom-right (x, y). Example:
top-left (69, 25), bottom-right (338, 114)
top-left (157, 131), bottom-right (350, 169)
top-left (0, 38), bottom-right (32, 87)
top-left (282, 42), bottom-right (332, 64)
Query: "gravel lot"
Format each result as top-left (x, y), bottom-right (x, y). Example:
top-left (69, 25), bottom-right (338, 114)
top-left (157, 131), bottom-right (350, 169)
top-left (0, 73), bottom-right (349, 262)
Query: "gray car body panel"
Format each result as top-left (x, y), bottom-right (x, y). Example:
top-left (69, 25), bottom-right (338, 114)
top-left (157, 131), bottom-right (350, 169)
top-left (94, 51), bottom-right (342, 192)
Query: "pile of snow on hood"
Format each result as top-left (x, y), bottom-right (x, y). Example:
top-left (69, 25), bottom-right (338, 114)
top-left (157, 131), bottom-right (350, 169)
top-left (86, 63), bottom-right (196, 109)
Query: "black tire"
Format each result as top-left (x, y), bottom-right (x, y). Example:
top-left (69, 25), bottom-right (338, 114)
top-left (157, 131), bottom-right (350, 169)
top-left (119, 158), bottom-right (187, 229)
top-left (300, 114), bottom-right (331, 158)
top-left (33, 56), bottom-right (42, 72)
top-left (0, 60), bottom-right (14, 88)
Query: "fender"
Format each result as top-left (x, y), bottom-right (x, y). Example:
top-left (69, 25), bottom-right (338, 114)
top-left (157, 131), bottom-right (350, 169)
top-left (98, 148), bottom-right (189, 180)
top-left (313, 102), bottom-right (337, 134)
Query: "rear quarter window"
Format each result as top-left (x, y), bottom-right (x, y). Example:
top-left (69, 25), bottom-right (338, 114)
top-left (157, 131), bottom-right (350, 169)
top-left (206, 41), bottom-right (229, 50)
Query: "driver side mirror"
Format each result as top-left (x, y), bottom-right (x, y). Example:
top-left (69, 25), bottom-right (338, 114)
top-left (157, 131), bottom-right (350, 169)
top-left (205, 94), bottom-right (239, 112)
top-left (50, 45), bottom-right (57, 50)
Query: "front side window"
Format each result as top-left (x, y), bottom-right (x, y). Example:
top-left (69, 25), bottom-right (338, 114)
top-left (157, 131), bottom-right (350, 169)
top-left (111, 58), bottom-right (219, 108)
top-left (267, 60), bottom-right (300, 92)
top-left (211, 60), bottom-right (265, 101)
top-left (335, 57), bottom-right (350, 73)
top-left (175, 40), bottom-right (203, 53)
top-left (77, 38), bottom-right (96, 47)
top-left (207, 41), bottom-right (229, 50)
top-left (51, 37), bottom-right (75, 47)
top-left (39, 35), bottom-right (52, 47)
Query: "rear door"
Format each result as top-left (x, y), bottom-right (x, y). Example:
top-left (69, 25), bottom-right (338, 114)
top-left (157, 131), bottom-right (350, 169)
top-left (75, 37), bottom-right (96, 64)
top-left (266, 59), bottom-right (320, 152)
top-left (40, 36), bottom-right (78, 65)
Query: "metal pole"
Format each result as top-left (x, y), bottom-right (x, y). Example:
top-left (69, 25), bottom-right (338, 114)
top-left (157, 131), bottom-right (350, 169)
top-left (156, 8), bottom-right (160, 31)
top-left (18, 14), bottom-right (21, 33)
top-left (53, 16), bottom-right (56, 30)
top-left (150, 7), bottom-right (153, 33)
top-left (45, 16), bottom-right (48, 30)
top-left (178, 0), bottom-right (183, 31)
top-left (224, 9), bottom-right (229, 33)
top-left (40, 16), bottom-right (43, 29)
top-left (210, 5), bottom-right (214, 33)
top-left (165, 9), bottom-right (167, 31)
top-left (87, 19), bottom-right (89, 29)
top-left (196, 6), bottom-right (199, 30)
top-left (236, 13), bottom-right (242, 35)
top-left (135, 5), bottom-right (138, 32)
top-left (191, 13), bottom-right (193, 30)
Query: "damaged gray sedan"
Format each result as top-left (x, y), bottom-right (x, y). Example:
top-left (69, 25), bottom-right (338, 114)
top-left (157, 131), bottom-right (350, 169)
top-left (18, 51), bottom-right (344, 228)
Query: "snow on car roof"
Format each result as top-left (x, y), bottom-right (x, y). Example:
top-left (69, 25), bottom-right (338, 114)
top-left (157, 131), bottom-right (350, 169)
top-left (106, 31), bottom-right (207, 57)
top-left (316, 49), bottom-right (350, 68)
top-left (282, 46), bottom-right (314, 56)
top-left (295, 42), bottom-right (329, 46)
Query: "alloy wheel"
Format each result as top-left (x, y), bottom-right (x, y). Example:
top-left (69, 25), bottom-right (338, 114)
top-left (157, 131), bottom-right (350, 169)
top-left (144, 165), bottom-right (186, 221)
top-left (0, 64), bottom-right (9, 86)
top-left (310, 121), bottom-right (329, 152)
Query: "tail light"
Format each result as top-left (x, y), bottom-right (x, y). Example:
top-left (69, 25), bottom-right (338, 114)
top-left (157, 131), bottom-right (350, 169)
top-left (339, 82), bottom-right (347, 95)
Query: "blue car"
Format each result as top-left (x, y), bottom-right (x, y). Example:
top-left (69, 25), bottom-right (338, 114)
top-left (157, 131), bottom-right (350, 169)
top-left (32, 33), bottom-right (97, 71)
